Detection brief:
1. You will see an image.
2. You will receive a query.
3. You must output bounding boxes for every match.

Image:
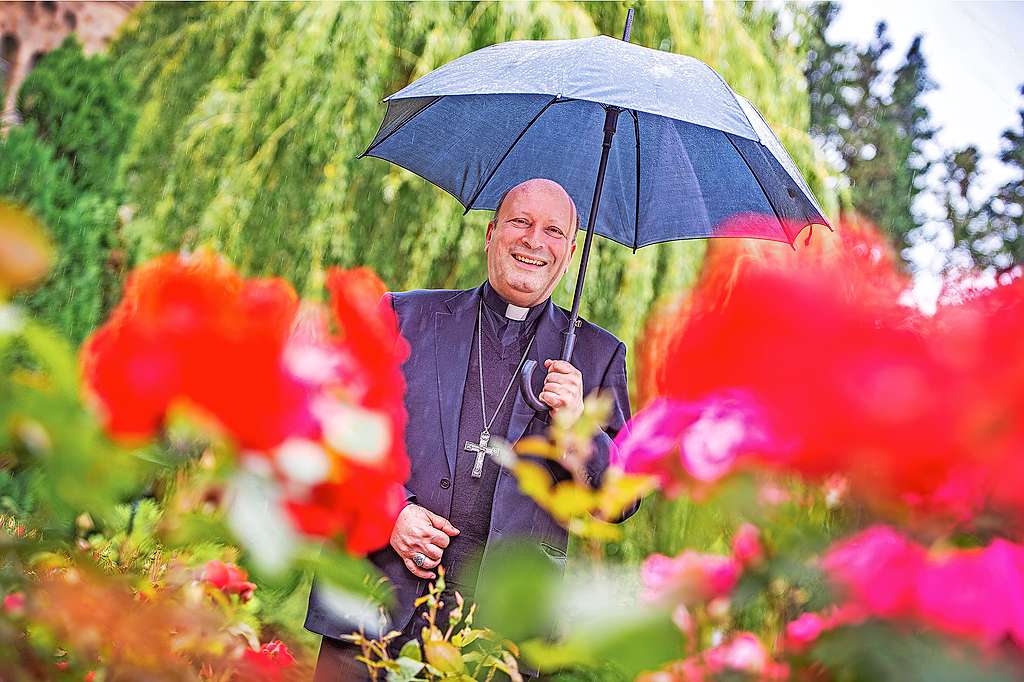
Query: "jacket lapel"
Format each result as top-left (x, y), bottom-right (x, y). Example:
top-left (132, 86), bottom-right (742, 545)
top-left (505, 299), bottom-right (569, 445)
top-left (435, 288), bottom-right (480, 477)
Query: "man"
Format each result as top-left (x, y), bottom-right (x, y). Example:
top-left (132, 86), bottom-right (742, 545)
top-left (306, 178), bottom-right (632, 679)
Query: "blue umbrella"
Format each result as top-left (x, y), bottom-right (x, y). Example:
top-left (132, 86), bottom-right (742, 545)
top-left (364, 11), bottom-right (830, 411)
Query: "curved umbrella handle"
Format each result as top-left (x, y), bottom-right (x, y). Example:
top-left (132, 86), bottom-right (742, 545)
top-left (518, 359), bottom-right (548, 412)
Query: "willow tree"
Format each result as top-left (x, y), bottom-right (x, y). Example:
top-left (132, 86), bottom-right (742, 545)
top-left (111, 1), bottom-right (835, 361)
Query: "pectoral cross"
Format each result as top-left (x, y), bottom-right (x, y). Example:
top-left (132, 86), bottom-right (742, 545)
top-left (464, 431), bottom-right (499, 478)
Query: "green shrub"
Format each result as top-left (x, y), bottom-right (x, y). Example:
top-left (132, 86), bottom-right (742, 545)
top-left (16, 36), bottom-right (137, 195)
top-left (21, 194), bottom-right (123, 346)
top-left (0, 122), bottom-right (74, 222)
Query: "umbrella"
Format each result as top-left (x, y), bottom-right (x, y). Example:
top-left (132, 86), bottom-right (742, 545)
top-left (363, 10), bottom-right (830, 412)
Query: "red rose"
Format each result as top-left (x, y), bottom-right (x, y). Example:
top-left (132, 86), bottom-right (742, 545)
top-left (82, 254), bottom-right (411, 553)
top-left (202, 560), bottom-right (257, 602)
top-left (241, 640), bottom-right (296, 680)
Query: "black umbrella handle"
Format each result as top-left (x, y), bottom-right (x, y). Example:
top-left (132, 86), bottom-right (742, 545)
top-left (519, 105), bottom-right (622, 413)
top-left (519, 360), bottom-right (547, 412)
top-left (518, 331), bottom-right (577, 412)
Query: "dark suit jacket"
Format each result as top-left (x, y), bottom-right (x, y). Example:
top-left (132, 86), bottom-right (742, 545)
top-left (306, 284), bottom-right (632, 637)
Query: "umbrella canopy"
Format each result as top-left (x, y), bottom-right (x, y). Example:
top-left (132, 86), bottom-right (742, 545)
top-left (364, 34), bottom-right (829, 249)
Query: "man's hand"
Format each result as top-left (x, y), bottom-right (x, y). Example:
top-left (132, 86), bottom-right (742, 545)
top-left (540, 359), bottom-right (584, 425)
top-left (390, 504), bottom-right (460, 580)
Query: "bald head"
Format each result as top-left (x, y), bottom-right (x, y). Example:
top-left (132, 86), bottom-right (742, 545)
top-left (484, 178), bottom-right (579, 307)
top-left (494, 179), bottom-right (579, 239)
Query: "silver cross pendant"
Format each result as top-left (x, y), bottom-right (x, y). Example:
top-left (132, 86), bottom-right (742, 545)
top-left (463, 431), bottom-right (498, 478)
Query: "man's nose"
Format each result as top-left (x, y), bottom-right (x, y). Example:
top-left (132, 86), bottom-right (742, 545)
top-left (520, 226), bottom-right (543, 249)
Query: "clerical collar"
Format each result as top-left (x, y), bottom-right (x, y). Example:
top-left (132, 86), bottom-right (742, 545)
top-left (481, 281), bottom-right (545, 323)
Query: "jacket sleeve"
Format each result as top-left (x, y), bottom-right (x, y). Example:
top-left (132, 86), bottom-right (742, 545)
top-left (382, 292), bottom-right (418, 507)
top-left (586, 340), bottom-right (640, 522)
top-left (585, 341), bottom-right (629, 487)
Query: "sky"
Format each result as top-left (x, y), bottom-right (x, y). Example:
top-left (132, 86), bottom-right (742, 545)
top-left (829, 0), bottom-right (1024, 308)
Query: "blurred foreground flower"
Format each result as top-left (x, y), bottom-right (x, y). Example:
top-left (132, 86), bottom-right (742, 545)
top-left (613, 391), bottom-right (782, 496)
top-left (81, 251), bottom-right (410, 555)
top-left (815, 525), bottom-right (1024, 650)
top-left (202, 559), bottom-right (256, 602)
top-left (621, 221), bottom-right (1024, 531)
top-left (640, 632), bottom-right (788, 682)
top-left (240, 640), bottom-right (297, 681)
top-left (642, 550), bottom-right (739, 608)
top-left (731, 523), bottom-right (764, 568)
top-left (0, 201), bottom-right (53, 295)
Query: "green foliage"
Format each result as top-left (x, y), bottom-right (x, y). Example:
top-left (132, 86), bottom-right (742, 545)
top-left (985, 91), bottom-right (1024, 270)
top-left (811, 622), bottom-right (1022, 682)
top-left (21, 195), bottom-right (123, 346)
top-left (941, 87), bottom-right (1024, 273)
top-left (0, 123), bottom-right (74, 223)
top-left (804, 6), bottom-right (935, 255)
top-left (0, 312), bottom-right (155, 533)
top-left (1, 38), bottom-right (133, 345)
top-left (16, 36), bottom-right (137, 194)
top-left (358, 566), bottom-right (522, 681)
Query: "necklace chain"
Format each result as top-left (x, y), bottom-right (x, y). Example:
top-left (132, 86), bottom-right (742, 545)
top-left (477, 300), bottom-right (535, 437)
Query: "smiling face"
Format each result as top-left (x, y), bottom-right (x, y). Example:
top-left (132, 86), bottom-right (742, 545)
top-left (485, 179), bottom-right (577, 308)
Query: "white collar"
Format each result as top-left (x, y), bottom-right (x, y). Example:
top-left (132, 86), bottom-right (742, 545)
top-left (504, 303), bottom-right (529, 321)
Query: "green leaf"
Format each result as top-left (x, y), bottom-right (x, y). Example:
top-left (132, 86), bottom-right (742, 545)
top-left (295, 545), bottom-right (389, 604)
top-left (475, 542), bottom-right (561, 642)
top-left (399, 638), bottom-right (422, 662)
top-left (424, 639), bottom-right (465, 674)
top-left (387, 656), bottom-right (426, 682)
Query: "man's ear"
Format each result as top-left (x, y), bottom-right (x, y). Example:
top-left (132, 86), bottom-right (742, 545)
top-left (485, 220), bottom-right (495, 249)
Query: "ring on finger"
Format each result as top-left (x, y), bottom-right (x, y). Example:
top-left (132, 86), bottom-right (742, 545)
top-left (411, 552), bottom-right (428, 568)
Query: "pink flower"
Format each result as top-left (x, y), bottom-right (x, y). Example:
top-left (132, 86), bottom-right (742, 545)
top-left (671, 604), bottom-right (696, 641)
top-left (3, 591), bottom-right (25, 617)
top-left (678, 657), bottom-right (706, 682)
top-left (915, 540), bottom-right (1024, 647)
top-left (642, 551), bottom-right (739, 606)
top-left (821, 602), bottom-right (869, 630)
top-left (680, 397), bottom-right (761, 481)
top-left (612, 398), bottom-right (697, 494)
top-left (202, 560), bottom-right (257, 602)
top-left (757, 480), bottom-right (791, 506)
top-left (821, 525), bottom-right (924, 618)
top-left (784, 612), bottom-right (825, 652)
top-left (732, 523), bottom-right (764, 567)
top-left (614, 391), bottom-right (782, 495)
top-left (705, 633), bottom-right (769, 674)
top-left (821, 527), bottom-right (1024, 650)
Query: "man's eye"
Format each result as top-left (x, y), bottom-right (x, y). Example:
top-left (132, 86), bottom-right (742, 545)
top-left (546, 227), bottom-right (565, 238)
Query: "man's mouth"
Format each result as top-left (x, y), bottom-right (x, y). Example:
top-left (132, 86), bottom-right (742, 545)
top-left (511, 253), bottom-right (547, 267)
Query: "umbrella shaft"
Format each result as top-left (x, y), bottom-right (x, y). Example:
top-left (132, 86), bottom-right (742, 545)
top-left (563, 105), bottom-right (622, 361)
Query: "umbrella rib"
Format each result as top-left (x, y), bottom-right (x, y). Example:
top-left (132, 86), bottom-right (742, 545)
top-left (630, 109), bottom-right (641, 254)
top-left (462, 94), bottom-right (561, 214)
top-left (360, 96), bottom-right (443, 159)
top-left (723, 132), bottom-right (796, 247)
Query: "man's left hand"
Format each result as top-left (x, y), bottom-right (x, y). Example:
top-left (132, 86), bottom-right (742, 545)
top-left (540, 359), bottom-right (584, 425)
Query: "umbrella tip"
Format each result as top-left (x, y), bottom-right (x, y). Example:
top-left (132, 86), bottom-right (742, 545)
top-left (622, 8), bottom-right (634, 42)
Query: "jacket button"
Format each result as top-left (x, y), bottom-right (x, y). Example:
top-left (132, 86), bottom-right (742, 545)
top-left (440, 478), bottom-right (451, 489)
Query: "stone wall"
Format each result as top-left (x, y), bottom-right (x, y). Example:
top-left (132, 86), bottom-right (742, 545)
top-left (0, 1), bottom-right (138, 126)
